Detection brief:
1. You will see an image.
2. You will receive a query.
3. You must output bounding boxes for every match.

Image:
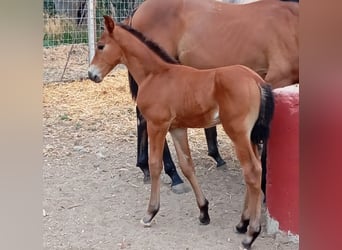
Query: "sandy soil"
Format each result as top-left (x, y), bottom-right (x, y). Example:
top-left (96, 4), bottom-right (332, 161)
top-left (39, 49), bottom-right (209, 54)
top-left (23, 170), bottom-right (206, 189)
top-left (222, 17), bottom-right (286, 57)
top-left (43, 64), bottom-right (299, 249)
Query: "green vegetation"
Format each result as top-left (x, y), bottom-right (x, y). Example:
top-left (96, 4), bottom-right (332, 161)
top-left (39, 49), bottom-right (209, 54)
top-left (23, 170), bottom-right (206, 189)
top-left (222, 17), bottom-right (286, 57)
top-left (43, 15), bottom-right (89, 47)
top-left (59, 114), bottom-right (72, 121)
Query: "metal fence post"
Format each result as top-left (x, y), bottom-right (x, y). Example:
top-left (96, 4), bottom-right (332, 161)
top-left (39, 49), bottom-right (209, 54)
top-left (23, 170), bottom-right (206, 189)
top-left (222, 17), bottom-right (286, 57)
top-left (87, 0), bottom-right (96, 64)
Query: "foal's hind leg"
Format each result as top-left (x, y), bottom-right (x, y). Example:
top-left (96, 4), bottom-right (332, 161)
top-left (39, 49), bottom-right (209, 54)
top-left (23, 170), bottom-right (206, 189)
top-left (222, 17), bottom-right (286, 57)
top-left (204, 127), bottom-right (226, 167)
top-left (231, 135), bottom-right (263, 249)
top-left (170, 128), bottom-right (210, 225)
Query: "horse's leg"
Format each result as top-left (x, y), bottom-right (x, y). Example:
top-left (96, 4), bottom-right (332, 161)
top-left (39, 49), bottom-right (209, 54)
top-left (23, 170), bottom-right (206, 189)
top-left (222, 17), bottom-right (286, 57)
top-left (136, 106), bottom-right (150, 183)
top-left (204, 127), bottom-right (226, 167)
top-left (141, 121), bottom-right (169, 226)
top-left (169, 128), bottom-right (210, 225)
top-left (162, 142), bottom-right (191, 194)
top-left (232, 136), bottom-right (263, 249)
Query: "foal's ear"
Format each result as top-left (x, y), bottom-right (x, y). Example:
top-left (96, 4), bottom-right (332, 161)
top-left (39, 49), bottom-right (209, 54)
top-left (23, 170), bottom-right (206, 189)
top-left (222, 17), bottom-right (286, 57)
top-left (104, 15), bottom-right (115, 34)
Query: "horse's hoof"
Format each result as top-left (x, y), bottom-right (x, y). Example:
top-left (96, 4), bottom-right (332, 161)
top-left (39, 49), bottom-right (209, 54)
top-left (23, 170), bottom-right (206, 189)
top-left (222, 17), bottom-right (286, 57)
top-left (241, 238), bottom-right (253, 250)
top-left (234, 219), bottom-right (250, 234)
top-left (199, 199), bottom-right (210, 225)
top-left (171, 183), bottom-right (191, 194)
top-left (141, 207), bottom-right (159, 227)
top-left (216, 159), bottom-right (226, 168)
top-left (140, 218), bottom-right (154, 227)
top-left (241, 226), bottom-right (261, 249)
top-left (199, 214), bottom-right (210, 225)
top-left (208, 152), bottom-right (226, 168)
top-left (241, 241), bottom-right (252, 250)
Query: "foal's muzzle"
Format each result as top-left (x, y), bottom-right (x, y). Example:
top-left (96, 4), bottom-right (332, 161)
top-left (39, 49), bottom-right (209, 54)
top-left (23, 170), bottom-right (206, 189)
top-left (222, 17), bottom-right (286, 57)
top-left (88, 64), bottom-right (103, 83)
top-left (88, 71), bottom-right (102, 83)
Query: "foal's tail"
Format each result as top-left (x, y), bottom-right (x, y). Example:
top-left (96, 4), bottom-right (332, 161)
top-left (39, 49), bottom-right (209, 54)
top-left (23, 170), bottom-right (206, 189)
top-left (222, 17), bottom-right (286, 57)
top-left (251, 84), bottom-right (275, 144)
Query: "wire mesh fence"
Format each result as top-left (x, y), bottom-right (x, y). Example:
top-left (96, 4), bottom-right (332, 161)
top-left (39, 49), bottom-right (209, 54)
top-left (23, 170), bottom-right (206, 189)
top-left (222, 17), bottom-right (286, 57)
top-left (43, 0), bottom-right (143, 83)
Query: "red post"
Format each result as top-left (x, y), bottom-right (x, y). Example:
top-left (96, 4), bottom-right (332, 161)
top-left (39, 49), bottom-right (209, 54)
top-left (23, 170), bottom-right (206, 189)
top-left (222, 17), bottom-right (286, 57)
top-left (266, 85), bottom-right (299, 234)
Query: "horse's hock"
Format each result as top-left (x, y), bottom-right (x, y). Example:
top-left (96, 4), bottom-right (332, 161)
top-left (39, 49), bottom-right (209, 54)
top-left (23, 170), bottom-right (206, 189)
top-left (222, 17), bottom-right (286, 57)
top-left (266, 85), bottom-right (299, 238)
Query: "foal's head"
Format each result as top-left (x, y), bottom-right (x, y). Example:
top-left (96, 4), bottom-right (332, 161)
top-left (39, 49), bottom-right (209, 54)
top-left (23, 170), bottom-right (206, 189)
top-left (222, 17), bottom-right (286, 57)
top-left (88, 16), bottom-right (122, 83)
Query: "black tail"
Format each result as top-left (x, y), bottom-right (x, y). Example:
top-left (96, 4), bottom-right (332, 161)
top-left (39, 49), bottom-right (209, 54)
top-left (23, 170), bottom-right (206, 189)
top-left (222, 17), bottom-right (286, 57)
top-left (251, 84), bottom-right (275, 144)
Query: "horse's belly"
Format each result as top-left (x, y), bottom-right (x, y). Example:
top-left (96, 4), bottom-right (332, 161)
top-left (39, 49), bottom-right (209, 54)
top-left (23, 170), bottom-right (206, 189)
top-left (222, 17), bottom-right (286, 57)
top-left (179, 46), bottom-right (268, 81)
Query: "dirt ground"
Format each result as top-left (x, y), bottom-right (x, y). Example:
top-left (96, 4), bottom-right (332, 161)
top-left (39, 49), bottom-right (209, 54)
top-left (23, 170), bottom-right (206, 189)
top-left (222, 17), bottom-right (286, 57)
top-left (43, 64), bottom-right (299, 250)
top-left (43, 44), bottom-right (89, 83)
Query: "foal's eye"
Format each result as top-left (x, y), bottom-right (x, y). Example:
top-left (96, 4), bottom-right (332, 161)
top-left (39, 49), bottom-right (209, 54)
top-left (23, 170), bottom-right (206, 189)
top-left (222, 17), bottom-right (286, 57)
top-left (97, 44), bottom-right (105, 50)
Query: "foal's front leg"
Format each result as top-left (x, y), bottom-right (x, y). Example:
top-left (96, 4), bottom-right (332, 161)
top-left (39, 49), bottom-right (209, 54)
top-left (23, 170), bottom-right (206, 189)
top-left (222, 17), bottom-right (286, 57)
top-left (141, 121), bottom-right (169, 226)
top-left (136, 107), bottom-right (187, 193)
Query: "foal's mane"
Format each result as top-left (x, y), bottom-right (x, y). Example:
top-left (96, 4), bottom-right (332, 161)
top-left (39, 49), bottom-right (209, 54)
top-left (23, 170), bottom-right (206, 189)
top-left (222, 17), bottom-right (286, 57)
top-left (117, 23), bottom-right (179, 65)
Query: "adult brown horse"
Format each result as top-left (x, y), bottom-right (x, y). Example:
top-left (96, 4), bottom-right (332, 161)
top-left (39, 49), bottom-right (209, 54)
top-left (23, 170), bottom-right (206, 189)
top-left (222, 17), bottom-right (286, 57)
top-left (88, 16), bottom-right (274, 249)
top-left (126, 0), bottom-right (299, 194)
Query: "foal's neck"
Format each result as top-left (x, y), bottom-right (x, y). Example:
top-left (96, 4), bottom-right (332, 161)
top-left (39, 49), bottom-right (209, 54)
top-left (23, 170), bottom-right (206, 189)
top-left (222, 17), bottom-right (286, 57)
top-left (115, 26), bottom-right (169, 84)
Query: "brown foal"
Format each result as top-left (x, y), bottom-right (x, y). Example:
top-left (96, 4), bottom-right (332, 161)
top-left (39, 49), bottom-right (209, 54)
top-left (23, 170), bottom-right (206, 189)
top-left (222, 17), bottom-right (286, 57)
top-left (88, 16), bottom-right (274, 249)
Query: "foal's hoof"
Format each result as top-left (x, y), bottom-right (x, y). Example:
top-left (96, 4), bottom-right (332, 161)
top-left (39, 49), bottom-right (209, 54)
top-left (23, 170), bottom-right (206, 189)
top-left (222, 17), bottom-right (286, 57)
top-left (199, 199), bottom-right (210, 225)
top-left (171, 183), bottom-right (191, 194)
top-left (241, 227), bottom-right (261, 249)
top-left (140, 218), bottom-right (154, 227)
top-left (140, 213), bottom-right (158, 227)
top-left (235, 219), bottom-right (250, 234)
top-left (199, 213), bottom-right (210, 225)
top-left (141, 207), bottom-right (159, 227)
